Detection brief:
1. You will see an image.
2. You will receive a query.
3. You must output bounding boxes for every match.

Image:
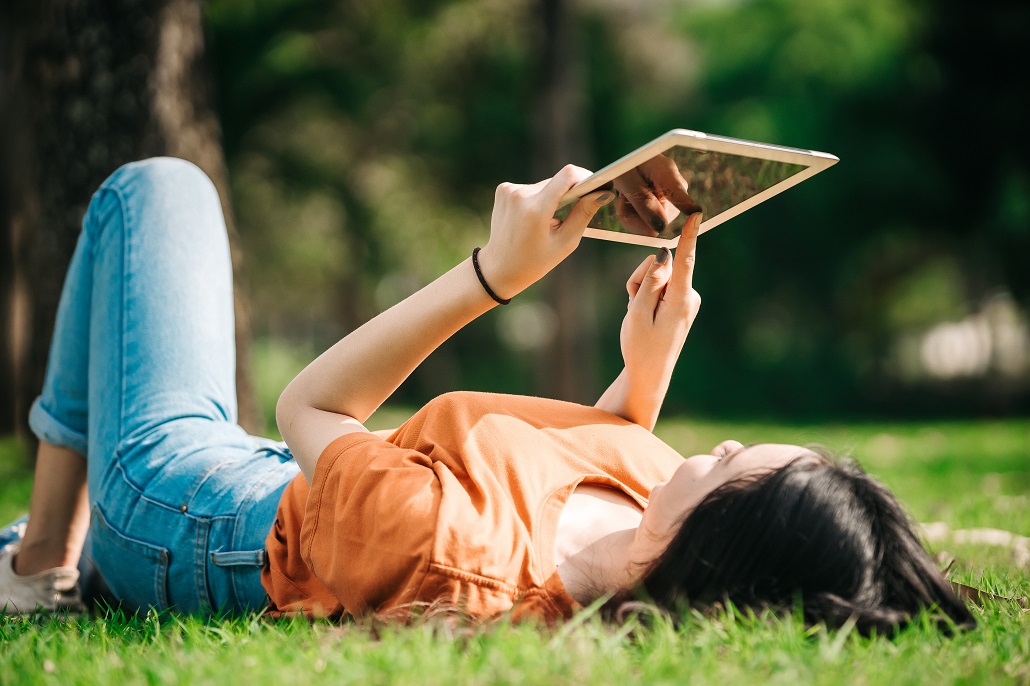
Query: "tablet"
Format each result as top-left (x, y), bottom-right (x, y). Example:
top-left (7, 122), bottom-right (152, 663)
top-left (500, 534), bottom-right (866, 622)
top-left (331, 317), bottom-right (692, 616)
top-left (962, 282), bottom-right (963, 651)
top-left (555, 129), bottom-right (838, 248)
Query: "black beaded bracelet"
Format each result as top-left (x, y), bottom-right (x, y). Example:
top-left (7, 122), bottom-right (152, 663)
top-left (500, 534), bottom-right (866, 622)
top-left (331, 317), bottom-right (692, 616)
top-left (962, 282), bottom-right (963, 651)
top-left (471, 247), bottom-right (511, 305)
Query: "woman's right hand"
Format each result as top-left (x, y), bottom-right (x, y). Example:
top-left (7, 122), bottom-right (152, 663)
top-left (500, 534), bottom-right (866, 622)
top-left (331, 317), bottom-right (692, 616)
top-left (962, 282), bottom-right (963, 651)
top-left (475, 165), bottom-right (615, 300)
top-left (617, 212), bottom-right (703, 425)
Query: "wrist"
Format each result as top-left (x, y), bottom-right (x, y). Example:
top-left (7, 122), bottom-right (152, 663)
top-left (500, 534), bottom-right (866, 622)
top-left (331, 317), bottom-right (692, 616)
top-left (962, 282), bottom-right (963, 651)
top-left (474, 245), bottom-right (525, 301)
top-left (624, 359), bottom-right (675, 392)
top-left (472, 248), bottom-right (512, 305)
top-left (623, 365), bottom-right (674, 413)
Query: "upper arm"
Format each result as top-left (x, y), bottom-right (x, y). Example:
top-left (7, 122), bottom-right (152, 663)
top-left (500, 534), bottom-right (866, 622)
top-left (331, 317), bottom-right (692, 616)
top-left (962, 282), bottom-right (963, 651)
top-left (276, 388), bottom-right (369, 481)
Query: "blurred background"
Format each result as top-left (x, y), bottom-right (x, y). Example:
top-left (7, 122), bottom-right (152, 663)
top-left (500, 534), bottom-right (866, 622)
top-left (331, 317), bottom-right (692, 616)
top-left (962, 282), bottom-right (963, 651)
top-left (2, 0), bottom-right (1029, 439)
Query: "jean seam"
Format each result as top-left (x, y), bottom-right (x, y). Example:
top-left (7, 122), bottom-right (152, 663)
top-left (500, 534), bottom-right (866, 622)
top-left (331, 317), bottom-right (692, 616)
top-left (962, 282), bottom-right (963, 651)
top-left (112, 462), bottom-right (180, 514)
top-left (194, 517), bottom-right (212, 610)
top-left (88, 185), bottom-right (132, 451)
top-left (184, 458), bottom-right (240, 508)
top-left (111, 461), bottom-right (232, 521)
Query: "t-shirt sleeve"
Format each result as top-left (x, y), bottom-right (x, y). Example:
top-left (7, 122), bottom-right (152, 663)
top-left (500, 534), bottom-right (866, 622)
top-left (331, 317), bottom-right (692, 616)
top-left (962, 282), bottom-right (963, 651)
top-left (262, 474), bottom-right (345, 618)
top-left (299, 432), bottom-right (441, 616)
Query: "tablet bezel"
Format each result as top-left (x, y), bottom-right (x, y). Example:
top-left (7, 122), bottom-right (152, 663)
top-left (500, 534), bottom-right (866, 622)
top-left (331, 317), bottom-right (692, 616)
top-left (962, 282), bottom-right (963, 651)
top-left (558, 128), bottom-right (839, 248)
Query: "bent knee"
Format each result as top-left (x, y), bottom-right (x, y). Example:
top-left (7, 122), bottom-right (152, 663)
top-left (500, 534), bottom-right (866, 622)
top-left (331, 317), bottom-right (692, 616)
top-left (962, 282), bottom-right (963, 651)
top-left (101, 157), bottom-right (218, 203)
top-left (84, 157), bottom-right (223, 242)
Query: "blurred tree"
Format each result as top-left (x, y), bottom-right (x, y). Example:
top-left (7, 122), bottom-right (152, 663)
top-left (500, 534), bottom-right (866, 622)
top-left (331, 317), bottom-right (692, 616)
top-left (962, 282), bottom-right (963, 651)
top-left (666, 0), bottom-right (1030, 417)
top-left (533, 0), bottom-right (595, 403)
top-left (203, 0), bottom-right (1029, 421)
top-left (205, 0), bottom-right (539, 403)
top-left (0, 0), bottom-right (259, 441)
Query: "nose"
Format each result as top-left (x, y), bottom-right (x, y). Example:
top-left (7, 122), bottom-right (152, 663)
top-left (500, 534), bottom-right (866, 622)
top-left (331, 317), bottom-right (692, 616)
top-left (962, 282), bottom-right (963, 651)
top-left (711, 439), bottom-right (744, 458)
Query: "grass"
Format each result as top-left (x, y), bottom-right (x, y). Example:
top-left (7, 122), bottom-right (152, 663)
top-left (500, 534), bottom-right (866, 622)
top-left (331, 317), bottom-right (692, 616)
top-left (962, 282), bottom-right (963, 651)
top-left (1, 417), bottom-right (1028, 685)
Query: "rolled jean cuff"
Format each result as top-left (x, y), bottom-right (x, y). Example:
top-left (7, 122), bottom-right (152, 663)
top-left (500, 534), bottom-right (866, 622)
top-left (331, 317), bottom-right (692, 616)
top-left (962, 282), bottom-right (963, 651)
top-left (28, 398), bottom-right (89, 456)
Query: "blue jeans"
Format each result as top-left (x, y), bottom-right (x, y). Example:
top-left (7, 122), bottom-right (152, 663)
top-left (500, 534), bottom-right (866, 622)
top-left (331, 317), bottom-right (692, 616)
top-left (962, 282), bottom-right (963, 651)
top-left (28, 158), bottom-right (300, 614)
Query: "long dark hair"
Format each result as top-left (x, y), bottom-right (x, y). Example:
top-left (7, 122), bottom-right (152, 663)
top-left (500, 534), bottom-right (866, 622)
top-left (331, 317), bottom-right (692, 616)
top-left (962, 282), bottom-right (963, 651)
top-left (639, 457), bottom-right (975, 635)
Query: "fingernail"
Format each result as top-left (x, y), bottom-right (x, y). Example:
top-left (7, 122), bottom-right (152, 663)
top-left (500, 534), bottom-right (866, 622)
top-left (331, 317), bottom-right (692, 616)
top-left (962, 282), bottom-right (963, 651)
top-left (655, 247), bottom-right (671, 264)
top-left (650, 215), bottom-right (666, 234)
top-left (595, 192), bottom-right (615, 206)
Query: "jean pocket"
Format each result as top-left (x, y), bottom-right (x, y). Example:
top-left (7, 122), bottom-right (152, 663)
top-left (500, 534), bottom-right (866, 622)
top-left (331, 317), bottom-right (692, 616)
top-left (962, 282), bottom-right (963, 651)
top-left (89, 505), bottom-right (171, 610)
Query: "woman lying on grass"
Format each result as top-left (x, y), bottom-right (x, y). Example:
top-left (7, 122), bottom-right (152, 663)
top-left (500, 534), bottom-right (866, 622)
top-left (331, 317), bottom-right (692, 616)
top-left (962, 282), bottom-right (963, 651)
top-left (0, 158), bottom-right (973, 635)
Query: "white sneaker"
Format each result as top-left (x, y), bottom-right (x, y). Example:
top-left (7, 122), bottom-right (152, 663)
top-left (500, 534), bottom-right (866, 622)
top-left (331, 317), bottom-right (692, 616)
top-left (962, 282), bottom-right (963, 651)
top-left (0, 541), bottom-right (83, 614)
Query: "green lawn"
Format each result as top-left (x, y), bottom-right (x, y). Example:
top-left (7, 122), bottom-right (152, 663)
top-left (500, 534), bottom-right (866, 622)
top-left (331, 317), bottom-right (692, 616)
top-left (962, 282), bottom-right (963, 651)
top-left (1, 417), bottom-right (1028, 685)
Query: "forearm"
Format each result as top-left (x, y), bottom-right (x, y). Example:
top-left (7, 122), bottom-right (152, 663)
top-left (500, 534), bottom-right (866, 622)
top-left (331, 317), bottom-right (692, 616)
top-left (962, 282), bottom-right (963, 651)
top-left (277, 166), bottom-right (605, 479)
top-left (594, 367), bottom-right (669, 431)
top-left (595, 369), bottom-right (628, 417)
top-left (281, 256), bottom-right (496, 422)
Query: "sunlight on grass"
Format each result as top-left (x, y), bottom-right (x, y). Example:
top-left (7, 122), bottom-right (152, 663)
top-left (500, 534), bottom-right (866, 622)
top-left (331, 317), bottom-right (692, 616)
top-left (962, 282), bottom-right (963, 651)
top-left (1, 419), bottom-right (1027, 683)
top-left (1, 601), bottom-right (1027, 684)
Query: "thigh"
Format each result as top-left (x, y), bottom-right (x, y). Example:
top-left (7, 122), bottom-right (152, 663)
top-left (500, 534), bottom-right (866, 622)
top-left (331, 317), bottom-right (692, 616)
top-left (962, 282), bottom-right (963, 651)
top-left (82, 158), bottom-right (239, 486)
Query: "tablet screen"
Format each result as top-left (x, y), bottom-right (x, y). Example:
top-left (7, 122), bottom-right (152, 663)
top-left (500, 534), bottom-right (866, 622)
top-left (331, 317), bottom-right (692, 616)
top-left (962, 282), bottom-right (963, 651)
top-left (587, 148), bottom-right (807, 240)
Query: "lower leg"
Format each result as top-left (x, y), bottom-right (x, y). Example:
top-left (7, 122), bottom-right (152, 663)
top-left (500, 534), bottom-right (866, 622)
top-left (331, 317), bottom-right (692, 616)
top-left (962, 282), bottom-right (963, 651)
top-left (13, 441), bottom-right (89, 576)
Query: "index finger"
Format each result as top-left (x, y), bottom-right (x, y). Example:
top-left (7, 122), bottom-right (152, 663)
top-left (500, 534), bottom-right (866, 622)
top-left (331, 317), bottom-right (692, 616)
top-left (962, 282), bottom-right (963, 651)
top-left (671, 212), bottom-right (702, 292)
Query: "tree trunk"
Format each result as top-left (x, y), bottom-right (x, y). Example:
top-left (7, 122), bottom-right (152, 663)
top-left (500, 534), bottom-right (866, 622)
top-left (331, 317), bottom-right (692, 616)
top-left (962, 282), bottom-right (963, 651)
top-left (0, 96), bottom-right (14, 435)
top-left (533, 0), bottom-right (596, 403)
top-left (0, 0), bottom-right (259, 447)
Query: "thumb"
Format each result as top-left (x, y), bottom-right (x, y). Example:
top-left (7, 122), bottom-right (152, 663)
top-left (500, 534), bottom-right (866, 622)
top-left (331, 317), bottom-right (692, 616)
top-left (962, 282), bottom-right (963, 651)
top-left (629, 247), bottom-right (673, 315)
top-left (558, 190), bottom-right (615, 236)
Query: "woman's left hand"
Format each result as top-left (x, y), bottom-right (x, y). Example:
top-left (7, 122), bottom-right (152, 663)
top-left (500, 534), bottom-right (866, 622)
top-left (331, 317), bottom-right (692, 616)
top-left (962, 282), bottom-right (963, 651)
top-left (475, 165), bottom-right (615, 300)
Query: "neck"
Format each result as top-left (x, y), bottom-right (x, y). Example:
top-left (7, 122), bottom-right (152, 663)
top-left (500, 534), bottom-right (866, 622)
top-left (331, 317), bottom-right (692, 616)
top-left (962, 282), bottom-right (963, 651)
top-left (558, 527), bottom-right (657, 605)
top-left (555, 485), bottom-right (666, 606)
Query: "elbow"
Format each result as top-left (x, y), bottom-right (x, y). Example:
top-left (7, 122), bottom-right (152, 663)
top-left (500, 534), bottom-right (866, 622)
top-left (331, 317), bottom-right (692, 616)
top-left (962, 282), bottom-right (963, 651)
top-left (275, 383), bottom-right (300, 443)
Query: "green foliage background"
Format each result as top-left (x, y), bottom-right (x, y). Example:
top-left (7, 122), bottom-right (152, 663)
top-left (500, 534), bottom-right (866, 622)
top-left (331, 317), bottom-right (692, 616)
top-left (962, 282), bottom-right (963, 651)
top-left (203, 0), bottom-right (1030, 423)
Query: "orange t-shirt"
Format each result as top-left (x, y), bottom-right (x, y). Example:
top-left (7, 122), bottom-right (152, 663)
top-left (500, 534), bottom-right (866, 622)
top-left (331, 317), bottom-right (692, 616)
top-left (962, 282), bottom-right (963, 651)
top-left (261, 391), bottom-right (684, 623)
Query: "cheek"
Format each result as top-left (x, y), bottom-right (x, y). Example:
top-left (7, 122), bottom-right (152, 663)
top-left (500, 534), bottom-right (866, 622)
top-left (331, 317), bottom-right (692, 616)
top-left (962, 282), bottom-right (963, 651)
top-left (672, 480), bottom-right (709, 515)
top-left (669, 466), bottom-right (723, 514)
top-left (649, 456), bottom-right (719, 526)
top-left (678, 454), bottom-right (719, 482)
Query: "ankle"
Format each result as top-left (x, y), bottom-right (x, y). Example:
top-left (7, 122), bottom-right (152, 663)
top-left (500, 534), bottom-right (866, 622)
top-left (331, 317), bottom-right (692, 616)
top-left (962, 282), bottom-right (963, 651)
top-left (12, 539), bottom-right (78, 576)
